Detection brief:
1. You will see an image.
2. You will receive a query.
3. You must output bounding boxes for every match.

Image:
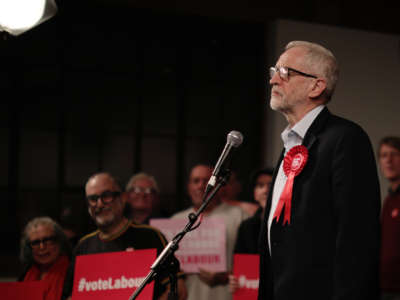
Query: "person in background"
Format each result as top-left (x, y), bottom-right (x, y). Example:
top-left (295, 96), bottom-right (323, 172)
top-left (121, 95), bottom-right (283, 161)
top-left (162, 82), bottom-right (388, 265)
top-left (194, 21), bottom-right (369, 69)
top-left (19, 216), bottom-right (71, 300)
top-left (219, 170), bottom-right (259, 216)
top-left (378, 136), bottom-right (400, 300)
top-left (234, 168), bottom-right (273, 254)
top-left (125, 172), bottom-right (168, 224)
top-left (59, 206), bottom-right (81, 248)
top-left (61, 172), bottom-right (187, 300)
top-left (259, 40), bottom-right (380, 300)
top-left (228, 168), bottom-right (273, 293)
top-left (172, 164), bottom-right (249, 300)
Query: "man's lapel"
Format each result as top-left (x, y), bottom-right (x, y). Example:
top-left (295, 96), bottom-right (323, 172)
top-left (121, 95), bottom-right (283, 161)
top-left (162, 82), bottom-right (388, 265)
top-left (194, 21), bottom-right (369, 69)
top-left (302, 106), bottom-right (331, 151)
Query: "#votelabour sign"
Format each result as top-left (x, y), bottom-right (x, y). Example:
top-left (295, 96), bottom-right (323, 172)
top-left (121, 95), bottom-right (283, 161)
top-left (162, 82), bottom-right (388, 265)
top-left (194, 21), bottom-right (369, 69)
top-left (233, 254), bottom-right (259, 300)
top-left (72, 249), bottom-right (157, 300)
top-left (0, 281), bottom-right (45, 300)
top-left (150, 217), bottom-right (227, 273)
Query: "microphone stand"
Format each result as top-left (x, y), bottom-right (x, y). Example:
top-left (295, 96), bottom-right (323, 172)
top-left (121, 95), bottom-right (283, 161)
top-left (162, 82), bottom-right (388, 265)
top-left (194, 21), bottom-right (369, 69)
top-left (128, 169), bottom-right (231, 300)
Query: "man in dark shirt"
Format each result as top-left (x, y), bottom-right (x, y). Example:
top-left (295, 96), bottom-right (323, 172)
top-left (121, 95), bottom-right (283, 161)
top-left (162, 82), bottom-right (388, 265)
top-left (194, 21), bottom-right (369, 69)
top-left (61, 172), bottom-right (186, 300)
top-left (379, 137), bottom-right (400, 300)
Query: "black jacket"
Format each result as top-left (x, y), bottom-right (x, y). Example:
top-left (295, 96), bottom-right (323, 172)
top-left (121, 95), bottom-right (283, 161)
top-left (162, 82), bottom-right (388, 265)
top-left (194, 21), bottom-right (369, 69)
top-left (258, 108), bottom-right (381, 300)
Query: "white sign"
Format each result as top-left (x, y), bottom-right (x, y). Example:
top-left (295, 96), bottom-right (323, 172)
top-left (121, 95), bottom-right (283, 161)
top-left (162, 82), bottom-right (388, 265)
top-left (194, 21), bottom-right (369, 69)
top-left (150, 217), bottom-right (226, 273)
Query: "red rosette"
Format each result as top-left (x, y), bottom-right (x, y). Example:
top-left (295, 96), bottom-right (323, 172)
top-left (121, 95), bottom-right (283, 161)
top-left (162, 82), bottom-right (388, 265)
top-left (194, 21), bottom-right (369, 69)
top-left (283, 145), bottom-right (308, 177)
top-left (273, 145), bottom-right (308, 225)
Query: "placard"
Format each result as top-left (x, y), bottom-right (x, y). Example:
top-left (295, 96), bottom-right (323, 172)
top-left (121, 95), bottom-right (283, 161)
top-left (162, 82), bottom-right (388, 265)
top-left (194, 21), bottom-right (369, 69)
top-left (233, 254), bottom-right (259, 300)
top-left (150, 217), bottom-right (226, 273)
top-left (72, 249), bottom-right (156, 300)
top-left (0, 281), bottom-right (45, 300)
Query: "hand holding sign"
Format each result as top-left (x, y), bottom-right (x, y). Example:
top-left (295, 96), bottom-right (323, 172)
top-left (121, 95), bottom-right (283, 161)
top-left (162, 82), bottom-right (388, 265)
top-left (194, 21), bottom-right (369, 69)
top-left (228, 274), bottom-right (239, 293)
top-left (198, 268), bottom-right (229, 287)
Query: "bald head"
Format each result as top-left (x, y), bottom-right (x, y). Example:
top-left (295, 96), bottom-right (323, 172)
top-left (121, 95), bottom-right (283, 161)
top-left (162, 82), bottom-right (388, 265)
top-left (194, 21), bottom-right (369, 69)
top-left (85, 172), bottom-right (121, 194)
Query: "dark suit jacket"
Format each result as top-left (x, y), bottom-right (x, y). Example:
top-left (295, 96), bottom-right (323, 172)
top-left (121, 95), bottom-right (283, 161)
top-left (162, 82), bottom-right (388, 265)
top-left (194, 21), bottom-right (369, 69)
top-left (258, 107), bottom-right (381, 300)
top-left (234, 207), bottom-right (263, 254)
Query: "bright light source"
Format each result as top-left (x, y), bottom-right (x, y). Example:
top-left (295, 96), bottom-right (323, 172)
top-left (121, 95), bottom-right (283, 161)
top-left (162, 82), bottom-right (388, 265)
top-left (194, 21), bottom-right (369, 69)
top-left (0, 0), bottom-right (57, 36)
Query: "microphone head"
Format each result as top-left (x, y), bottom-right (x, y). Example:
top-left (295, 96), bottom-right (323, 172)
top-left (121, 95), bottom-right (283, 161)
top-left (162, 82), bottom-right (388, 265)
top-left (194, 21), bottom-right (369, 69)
top-left (227, 130), bottom-right (244, 147)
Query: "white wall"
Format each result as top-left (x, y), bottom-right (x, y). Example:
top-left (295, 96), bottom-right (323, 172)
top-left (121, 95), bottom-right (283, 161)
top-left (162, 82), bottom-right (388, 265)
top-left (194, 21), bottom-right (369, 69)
top-left (262, 19), bottom-right (400, 200)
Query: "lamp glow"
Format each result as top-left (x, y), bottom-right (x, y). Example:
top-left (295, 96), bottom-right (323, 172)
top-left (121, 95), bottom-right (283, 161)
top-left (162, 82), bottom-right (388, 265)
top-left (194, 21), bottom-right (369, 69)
top-left (0, 0), bottom-right (57, 36)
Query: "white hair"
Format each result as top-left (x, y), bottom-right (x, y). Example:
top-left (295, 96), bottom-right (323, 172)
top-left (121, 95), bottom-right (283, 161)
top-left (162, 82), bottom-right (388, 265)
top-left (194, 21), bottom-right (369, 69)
top-left (125, 172), bottom-right (159, 193)
top-left (285, 40), bottom-right (339, 102)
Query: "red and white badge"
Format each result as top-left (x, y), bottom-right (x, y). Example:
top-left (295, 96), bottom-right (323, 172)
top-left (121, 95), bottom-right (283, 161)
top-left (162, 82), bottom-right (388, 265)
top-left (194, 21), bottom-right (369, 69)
top-left (273, 145), bottom-right (308, 225)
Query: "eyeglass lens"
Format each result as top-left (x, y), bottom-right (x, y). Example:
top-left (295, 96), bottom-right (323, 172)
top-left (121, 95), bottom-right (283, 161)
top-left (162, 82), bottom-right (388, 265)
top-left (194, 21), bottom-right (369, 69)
top-left (131, 187), bottom-right (154, 195)
top-left (87, 191), bottom-right (120, 206)
top-left (30, 236), bottom-right (56, 248)
top-left (269, 67), bottom-right (288, 80)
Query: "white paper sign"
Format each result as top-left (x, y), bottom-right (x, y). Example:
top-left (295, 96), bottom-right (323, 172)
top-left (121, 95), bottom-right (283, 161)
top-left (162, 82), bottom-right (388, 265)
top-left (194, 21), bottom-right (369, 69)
top-left (150, 217), bottom-right (226, 273)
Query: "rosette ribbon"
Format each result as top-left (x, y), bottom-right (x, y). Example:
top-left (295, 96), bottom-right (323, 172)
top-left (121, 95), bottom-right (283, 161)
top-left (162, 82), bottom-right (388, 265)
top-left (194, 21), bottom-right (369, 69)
top-left (273, 145), bottom-right (308, 225)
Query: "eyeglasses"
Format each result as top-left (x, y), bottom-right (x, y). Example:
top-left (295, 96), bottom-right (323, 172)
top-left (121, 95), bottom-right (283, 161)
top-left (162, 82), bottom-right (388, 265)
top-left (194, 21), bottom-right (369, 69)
top-left (269, 66), bottom-right (317, 81)
top-left (86, 190), bottom-right (121, 207)
top-left (128, 187), bottom-right (155, 195)
top-left (29, 236), bottom-right (57, 249)
top-left (255, 182), bottom-right (271, 189)
top-left (189, 177), bottom-right (208, 185)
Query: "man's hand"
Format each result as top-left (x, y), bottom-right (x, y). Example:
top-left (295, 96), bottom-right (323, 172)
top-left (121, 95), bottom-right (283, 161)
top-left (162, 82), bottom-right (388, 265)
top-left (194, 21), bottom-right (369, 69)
top-left (198, 268), bottom-right (229, 287)
top-left (158, 278), bottom-right (187, 300)
top-left (228, 274), bottom-right (239, 293)
top-left (177, 278), bottom-right (188, 300)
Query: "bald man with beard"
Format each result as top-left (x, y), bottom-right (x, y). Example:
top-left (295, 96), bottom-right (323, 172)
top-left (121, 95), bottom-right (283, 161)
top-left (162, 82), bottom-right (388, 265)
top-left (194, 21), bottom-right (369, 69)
top-left (61, 172), bottom-right (187, 300)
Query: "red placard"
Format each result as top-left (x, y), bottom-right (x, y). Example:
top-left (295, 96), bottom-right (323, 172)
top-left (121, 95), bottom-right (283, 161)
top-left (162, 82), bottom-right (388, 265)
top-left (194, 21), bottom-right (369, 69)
top-left (0, 281), bottom-right (45, 300)
top-left (72, 249), bottom-right (157, 300)
top-left (233, 254), bottom-right (259, 300)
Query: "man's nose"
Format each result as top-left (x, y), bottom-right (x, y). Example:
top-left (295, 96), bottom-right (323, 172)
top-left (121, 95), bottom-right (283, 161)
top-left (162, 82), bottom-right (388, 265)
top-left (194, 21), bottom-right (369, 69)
top-left (270, 71), bottom-right (281, 85)
top-left (96, 197), bottom-right (105, 207)
top-left (198, 180), bottom-right (208, 190)
top-left (384, 154), bottom-right (394, 163)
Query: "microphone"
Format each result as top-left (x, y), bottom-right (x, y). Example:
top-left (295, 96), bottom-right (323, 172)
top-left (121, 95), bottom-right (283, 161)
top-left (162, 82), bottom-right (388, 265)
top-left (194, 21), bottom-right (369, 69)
top-left (205, 130), bottom-right (244, 196)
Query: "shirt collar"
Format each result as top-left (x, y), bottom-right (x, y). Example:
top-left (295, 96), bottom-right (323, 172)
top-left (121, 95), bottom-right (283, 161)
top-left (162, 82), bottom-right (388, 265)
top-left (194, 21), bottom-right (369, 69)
top-left (292, 105), bottom-right (325, 139)
top-left (281, 105), bottom-right (325, 150)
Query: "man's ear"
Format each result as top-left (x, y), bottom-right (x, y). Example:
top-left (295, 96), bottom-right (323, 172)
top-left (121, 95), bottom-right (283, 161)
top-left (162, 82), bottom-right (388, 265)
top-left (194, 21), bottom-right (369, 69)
top-left (309, 78), bottom-right (326, 99)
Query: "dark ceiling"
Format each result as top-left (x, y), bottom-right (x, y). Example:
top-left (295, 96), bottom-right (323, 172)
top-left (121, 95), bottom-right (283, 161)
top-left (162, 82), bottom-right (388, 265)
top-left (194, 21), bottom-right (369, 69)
top-left (58, 0), bottom-right (400, 36)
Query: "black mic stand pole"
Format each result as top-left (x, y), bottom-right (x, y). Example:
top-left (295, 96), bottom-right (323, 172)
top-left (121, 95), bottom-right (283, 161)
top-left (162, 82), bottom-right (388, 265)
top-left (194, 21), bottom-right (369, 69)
top-left (128, 169), bottom-right (231, 300)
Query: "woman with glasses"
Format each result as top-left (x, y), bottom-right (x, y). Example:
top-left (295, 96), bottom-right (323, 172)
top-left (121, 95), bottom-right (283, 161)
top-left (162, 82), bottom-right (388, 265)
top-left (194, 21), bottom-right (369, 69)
top-left (19, 216), bottom-right (72, 300)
